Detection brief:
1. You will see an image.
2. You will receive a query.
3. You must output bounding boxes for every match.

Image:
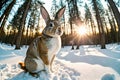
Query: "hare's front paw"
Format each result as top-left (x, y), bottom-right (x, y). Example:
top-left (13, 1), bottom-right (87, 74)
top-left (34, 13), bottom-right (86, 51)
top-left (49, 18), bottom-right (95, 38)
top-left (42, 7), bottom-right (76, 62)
top-left (29, 72), bottom-right (39, 78)
top-left (45, 65), bottom-right (51, 74)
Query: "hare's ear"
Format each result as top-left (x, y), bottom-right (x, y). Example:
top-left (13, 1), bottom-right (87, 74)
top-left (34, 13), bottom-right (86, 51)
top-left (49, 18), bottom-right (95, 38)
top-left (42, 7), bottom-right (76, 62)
top-left (40, 6), bottom-right (50, 23)
top-left (55, 6), bottom-right (65, 20)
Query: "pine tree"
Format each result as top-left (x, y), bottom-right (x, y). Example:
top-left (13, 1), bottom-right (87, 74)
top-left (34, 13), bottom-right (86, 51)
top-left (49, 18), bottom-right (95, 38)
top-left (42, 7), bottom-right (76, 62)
top-left (51, 0), bottom-right (59, 17)
top-left (0, 0), bottom-right (9, 10)
top-left (106, 0), bottom-right (120, 44)
top-left (15, 0), bottom-right (31, 49)
top-left (84, 3), bottom-right (96, 45)
top-left (92, 0), bottom-right (106, 49)
top-left (0, 0), bottom-right (16, 29)
top-left (0, 0), bottom-right (16, 43)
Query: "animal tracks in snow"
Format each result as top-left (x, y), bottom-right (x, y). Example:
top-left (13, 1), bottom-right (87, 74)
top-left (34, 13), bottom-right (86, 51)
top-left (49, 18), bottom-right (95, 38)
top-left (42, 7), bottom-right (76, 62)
top-left (53, 61), bottom-right (80, 80)
top-left (0, 60), bottom-right (80, 80)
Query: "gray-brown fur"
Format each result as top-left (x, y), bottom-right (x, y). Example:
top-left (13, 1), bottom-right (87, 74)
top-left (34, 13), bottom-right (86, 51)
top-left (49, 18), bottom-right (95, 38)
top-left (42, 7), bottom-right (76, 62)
top-left (19, 6), bottom-right (65, 76)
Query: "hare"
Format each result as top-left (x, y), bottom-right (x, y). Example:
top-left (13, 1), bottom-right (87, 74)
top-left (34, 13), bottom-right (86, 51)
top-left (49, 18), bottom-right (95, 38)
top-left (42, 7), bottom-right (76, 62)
top-left (19, 6), bottom-right (65, 77)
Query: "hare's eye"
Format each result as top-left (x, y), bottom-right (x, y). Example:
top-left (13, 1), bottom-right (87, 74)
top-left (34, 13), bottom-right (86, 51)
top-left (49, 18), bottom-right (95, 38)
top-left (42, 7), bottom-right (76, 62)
top-left (49, 23), bottom-right (53, 27)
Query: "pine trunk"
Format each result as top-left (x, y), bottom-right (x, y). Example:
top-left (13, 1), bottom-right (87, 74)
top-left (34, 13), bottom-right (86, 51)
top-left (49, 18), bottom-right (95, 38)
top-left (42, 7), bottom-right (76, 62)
top-left (0, 0), bottom-right (16, 27)
top-left (15, 0), bottom-right (31, 49)
top-left (92, 0), bottom-right (106, 49)
top-left (0, 0), bottom-right (16, 42)
top-left (107, 0), bottom-right (120, 44)
top-left (0, 0), bottom-right (9, 10)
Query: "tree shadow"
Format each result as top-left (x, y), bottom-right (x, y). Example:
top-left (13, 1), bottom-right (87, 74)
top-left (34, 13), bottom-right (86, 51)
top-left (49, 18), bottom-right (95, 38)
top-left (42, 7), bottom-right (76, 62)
top-left (57, 50), bottom-right (120, 74)
top-left (97, 49), bottom-right (120, 59)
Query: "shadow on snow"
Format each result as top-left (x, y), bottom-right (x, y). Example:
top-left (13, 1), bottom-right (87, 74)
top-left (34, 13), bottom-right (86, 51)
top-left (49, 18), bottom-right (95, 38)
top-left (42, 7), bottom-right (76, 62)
top-left (57, 46), bottom-right (120, 74)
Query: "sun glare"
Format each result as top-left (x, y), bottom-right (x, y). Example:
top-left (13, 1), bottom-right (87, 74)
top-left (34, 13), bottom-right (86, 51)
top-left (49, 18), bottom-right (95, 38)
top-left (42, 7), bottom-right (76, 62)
top-left (77, 26), bottom-right (87, 36)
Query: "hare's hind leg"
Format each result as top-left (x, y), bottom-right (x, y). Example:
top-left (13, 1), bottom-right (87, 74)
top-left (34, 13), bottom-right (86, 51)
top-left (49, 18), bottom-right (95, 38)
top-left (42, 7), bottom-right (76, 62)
top-left (25, 58), bottom-right (38, 72)
top-left (25, 58), bottom-right (44, 74)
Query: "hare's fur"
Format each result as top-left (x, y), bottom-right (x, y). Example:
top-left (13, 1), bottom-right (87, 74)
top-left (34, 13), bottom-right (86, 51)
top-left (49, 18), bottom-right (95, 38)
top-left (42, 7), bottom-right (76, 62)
top-left (25, 36), bottom-right (61, 73)
top-left (19, 6), bottom-right (65, 76)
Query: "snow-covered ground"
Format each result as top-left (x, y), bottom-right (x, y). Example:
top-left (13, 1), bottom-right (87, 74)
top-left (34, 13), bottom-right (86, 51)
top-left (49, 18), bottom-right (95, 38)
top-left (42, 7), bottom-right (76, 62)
top-left (0, 43), bottom-right (120, 80)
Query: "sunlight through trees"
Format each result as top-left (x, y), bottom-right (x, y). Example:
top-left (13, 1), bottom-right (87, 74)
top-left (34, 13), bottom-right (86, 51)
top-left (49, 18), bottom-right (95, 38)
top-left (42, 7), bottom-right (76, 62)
top-left (0, 0), bottom-right (120, 49)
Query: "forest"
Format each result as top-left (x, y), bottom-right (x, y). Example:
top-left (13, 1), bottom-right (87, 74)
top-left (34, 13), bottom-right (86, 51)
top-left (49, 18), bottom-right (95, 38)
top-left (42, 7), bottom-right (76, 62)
top-left (0, 0), bottom-right (120, 49)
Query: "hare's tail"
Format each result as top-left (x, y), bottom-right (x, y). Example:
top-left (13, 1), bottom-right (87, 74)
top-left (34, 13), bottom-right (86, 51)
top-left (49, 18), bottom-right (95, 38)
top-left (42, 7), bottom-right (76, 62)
top-left (19, 62), bottom-right (27, 72)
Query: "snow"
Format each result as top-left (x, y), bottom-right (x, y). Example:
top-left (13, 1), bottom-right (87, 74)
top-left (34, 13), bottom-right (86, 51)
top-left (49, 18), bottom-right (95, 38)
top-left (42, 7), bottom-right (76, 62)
top-left (0, 43), bottom-right (120, 80)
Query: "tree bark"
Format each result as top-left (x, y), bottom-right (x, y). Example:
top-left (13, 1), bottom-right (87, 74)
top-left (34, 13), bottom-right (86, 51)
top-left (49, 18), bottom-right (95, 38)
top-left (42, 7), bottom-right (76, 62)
top-left (107, 0), bottom-right (120, 44)
top-left (15, 0), bottom-right (31, 49)
top-left (92, 0), bottom-right (106, 49)
top-left (0, 0), bottom-right (16, 26)
top-left (0, 0), bottom-right (16, 42)
top-left (0, 0), bottom-right (9, 10)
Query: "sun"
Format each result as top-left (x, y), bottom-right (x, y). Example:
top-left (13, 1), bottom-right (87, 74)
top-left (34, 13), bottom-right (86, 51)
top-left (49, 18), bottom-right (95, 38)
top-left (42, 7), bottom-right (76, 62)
top-left (76, 26), bottom-right (87, 36)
